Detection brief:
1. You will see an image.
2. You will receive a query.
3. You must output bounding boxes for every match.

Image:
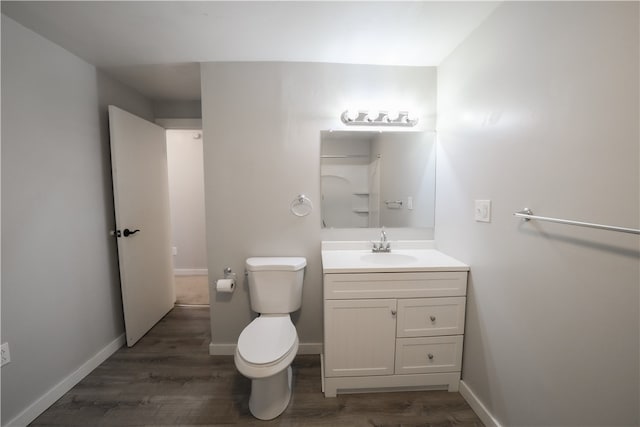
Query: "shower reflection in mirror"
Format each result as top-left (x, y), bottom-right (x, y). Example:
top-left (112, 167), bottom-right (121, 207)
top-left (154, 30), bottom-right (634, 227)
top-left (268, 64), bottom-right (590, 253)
top-left (320, 131), bottom-right (436, 229)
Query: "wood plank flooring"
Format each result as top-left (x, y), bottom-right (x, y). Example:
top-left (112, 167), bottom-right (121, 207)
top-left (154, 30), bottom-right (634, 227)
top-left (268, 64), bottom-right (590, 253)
top-left (30, 307), bottom-right (483, 426)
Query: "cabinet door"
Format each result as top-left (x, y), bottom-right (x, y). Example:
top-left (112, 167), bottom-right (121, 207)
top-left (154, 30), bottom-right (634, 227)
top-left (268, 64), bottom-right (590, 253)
top-left (324, 299), bottom-right (396, 377)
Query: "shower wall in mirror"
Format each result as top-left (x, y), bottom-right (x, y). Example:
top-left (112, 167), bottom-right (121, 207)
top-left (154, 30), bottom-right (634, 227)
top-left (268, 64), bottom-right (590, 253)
top-left (320, 131), bottom-right (436, 229)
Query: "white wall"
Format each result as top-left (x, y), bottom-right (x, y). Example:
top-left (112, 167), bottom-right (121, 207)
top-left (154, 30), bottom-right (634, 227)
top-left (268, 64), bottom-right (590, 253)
top-left (153, 100), bottom-right (202, 119)
top-left (201, 62), bottom-right (437, 348)
top-left (436, 2), bottom-right (639, 425)
top-left (1, 15), bottom-right (154, 425)
top-left (166, 130), bottom-right (208, 272)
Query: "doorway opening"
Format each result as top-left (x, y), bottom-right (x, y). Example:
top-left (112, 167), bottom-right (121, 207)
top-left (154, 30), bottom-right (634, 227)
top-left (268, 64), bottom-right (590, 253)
top-left (165, 128), bottom-right (209, 306)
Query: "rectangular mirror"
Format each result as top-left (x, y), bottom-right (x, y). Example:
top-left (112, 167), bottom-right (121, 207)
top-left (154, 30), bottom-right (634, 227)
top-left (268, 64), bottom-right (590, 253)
top-left (320, 130), bottom-right (436, 229)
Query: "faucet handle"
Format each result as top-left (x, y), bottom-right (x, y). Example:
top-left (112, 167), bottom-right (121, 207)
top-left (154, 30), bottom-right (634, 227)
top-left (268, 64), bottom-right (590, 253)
top-left (371, 241), bottom-right (380, 252)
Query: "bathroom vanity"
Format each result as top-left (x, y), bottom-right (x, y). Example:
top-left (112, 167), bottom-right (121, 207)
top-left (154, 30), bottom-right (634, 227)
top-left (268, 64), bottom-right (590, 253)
top-left (321, 241), bottom-right (469, 397)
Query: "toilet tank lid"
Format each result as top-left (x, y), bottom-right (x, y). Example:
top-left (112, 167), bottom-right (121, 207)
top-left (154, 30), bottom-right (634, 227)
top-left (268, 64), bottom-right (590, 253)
top-left (246, 257), bottom-right (307, 271)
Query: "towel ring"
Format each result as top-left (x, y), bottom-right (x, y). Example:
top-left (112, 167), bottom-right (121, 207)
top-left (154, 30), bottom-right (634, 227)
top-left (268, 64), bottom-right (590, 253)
top-left (290, 194), bottom-right (313, 217)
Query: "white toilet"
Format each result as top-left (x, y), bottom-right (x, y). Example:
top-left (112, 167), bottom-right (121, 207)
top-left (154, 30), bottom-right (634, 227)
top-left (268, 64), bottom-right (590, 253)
top-left (234, 256), bottom-right (306, 420)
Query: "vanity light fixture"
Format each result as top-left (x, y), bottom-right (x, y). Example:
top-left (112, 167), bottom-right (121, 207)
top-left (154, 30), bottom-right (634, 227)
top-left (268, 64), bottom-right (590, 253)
top-left (341, 110), bottom-right (418, 127)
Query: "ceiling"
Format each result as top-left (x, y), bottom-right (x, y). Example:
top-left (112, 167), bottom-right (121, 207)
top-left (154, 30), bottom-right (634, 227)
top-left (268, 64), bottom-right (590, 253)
top-left (2, 1), bottom-right (500, 102)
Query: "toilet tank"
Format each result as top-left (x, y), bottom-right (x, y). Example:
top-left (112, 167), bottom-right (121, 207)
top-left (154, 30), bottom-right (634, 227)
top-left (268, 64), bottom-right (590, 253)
top-left (245, 257), bottom-right (306, 314)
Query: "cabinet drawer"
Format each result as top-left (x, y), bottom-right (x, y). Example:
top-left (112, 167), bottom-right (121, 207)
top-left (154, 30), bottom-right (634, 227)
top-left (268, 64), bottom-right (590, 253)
top-left (324, 272), bottom-right (467, 299)
top-left (397, 297), bottom-right (466, 337)
top-left (395, 336), bottom-right (463, 375)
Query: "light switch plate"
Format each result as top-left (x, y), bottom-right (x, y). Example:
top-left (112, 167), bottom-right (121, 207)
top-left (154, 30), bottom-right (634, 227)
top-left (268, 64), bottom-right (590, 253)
top-left (475, 200), bottom-right (491, 222)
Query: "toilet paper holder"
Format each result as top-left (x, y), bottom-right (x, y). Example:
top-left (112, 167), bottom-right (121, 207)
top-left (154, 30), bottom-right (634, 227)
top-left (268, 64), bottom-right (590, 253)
top-left (223, 267), bottom-right (236, 281)
top-left (215, 267), bottom-right (237, 294)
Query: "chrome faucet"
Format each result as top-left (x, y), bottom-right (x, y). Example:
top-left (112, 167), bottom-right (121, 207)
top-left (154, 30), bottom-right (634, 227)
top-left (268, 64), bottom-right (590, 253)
top-left (372, 228), bottom-right (391, 252)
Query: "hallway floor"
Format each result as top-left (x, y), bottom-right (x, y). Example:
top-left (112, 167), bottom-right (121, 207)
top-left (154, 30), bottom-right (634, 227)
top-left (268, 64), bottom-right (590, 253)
top-left (175, 275), bottom-right (209, 305)
top-left (30, 307), bottom-right (483, 426)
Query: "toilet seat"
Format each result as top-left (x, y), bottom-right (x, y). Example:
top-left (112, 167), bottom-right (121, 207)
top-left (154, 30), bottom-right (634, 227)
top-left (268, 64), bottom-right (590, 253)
top-left (237, 315), bottom-right (297, 365)
top-left (235, 335), bottom-right (298, 380)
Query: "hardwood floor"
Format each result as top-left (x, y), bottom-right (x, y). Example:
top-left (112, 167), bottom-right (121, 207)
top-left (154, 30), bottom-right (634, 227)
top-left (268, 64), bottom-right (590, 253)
top-left (30, 307), bottom-right (483, 426)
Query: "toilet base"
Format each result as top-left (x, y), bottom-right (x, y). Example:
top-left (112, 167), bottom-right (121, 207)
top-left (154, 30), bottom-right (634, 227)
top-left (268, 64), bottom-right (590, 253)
top-left (248, 366), bottom-right (292, 420)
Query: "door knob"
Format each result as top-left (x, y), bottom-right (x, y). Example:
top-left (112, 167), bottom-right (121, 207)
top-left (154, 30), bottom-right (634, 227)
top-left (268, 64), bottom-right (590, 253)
top-left (123, 228), bottom-right (140, 237)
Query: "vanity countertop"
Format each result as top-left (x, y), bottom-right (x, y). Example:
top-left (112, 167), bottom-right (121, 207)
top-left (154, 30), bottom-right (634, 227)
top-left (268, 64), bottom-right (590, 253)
top-left (321, 241), bottom-right (469, 273)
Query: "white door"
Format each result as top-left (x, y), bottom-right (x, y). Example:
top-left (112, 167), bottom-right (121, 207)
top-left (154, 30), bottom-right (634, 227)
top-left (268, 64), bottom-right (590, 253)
top-left (324, 298), bottom-right (397, 377)
top-left (108, 105), bottom-right (175, 347)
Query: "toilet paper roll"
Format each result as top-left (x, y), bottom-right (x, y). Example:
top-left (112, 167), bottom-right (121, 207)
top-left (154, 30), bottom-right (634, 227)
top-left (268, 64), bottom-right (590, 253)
top-left (216, 278), bottom-right (235, 293)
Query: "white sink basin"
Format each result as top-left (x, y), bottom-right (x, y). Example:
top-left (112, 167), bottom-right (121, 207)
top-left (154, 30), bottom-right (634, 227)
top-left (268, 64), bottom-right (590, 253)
top-left (321, 242), bottom-right (470, 273)
top-left (360, 253), bottom-right (419, 265)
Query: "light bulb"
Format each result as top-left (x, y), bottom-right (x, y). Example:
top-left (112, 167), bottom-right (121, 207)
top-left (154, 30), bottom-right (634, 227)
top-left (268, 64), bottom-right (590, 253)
top-left (386, 110), bottom-right (400, 122)
top-left (366, 110), bottom-right (379, 122)
top-left (345, 110), bottom-right (359, 122)
top-left (406, 111), bottom-right (419, 123)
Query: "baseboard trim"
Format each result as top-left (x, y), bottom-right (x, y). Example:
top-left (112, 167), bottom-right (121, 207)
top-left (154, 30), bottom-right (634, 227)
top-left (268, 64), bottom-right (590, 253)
top-left (209, 342), bottom-right (236, 355)
top-left (174, 268), bottom-right (208, 276)
top-left (208, 342), bottom-right (323, 356)
top-left (297, 342), bottom-right (323, 354)
top-left (459, 380), bottom-right (502, 427)
top-left (4, 334), bottom-right (125, 427)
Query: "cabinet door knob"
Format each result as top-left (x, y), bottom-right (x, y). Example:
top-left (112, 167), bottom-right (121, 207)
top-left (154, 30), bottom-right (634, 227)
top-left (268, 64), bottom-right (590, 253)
top-left (430, 315), bottom-right (436, 322)
top-left (391, 310), bottom-right (397, 316)
top-left (428, 353), bottom-right (434, 360)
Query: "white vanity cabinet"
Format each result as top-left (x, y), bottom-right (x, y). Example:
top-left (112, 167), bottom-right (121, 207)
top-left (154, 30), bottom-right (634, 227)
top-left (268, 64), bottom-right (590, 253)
top-left (322, 269), bottom-right (468, 397)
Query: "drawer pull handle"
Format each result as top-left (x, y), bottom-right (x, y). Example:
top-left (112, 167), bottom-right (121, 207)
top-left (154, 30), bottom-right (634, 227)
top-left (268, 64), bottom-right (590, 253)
top-left (391, 310), bottom-right (397, 316)
top-left (428, 353), bottom-right (434, 360)
top-left (430, 315), bottom-right (436, 322)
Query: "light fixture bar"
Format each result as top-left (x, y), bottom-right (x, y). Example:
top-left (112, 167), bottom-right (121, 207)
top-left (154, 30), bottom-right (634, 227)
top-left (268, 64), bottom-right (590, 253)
top-left (341, 110), bottom-right (418, 127)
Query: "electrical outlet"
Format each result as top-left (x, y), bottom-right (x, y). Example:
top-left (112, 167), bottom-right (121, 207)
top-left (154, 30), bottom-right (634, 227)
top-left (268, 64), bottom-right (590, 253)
top-left (1, 343), bottom-right (10, 367)
top-left (475, 200), bottom-right (492, 222)
top-left (172, 246), bottom-right (177, 256)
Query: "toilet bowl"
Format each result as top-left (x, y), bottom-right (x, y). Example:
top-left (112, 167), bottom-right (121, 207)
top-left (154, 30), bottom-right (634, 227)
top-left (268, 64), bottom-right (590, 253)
top-left (234, 315), bottom-right (299, 420)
